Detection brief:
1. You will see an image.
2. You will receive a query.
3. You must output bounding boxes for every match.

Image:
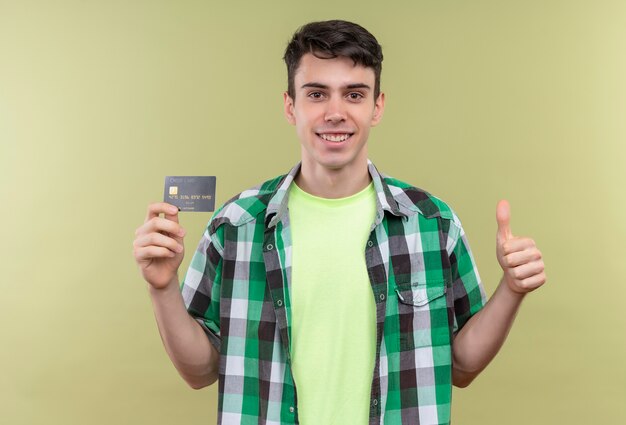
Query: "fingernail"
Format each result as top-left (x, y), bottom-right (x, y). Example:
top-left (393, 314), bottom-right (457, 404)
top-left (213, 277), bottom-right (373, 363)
top-left (169, 207), bottom-right (178, 214)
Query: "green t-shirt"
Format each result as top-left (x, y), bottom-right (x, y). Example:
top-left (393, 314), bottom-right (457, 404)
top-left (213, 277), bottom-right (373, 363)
top-left (288, 181), bottom-right (377, 424)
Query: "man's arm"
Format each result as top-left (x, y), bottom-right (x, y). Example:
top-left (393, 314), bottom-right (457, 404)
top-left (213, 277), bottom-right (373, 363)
top-left (133, 202), bottom-right (219, 389)
top-left (451, 200), bottom-right (546, 387)
top-left (148, 277), bottom-right (219, 389)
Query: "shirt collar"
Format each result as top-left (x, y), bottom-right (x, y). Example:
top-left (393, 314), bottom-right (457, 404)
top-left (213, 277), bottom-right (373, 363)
top-left (265, 160), bottom-right (409, 229)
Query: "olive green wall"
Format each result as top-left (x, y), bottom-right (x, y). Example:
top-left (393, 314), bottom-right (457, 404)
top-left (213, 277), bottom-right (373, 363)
top-left (1, 1), bottom-right (624, 423)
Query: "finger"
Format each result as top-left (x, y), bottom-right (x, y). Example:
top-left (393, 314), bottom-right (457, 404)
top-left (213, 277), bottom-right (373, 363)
top-left (164, 207), bottom-right (180, 225)
top-left (517, 272), bottom-right (547, 292)
top-left (496, 200), bottom-right (512, 242)
top-left (134, 232), bottom-right (184, 254)
top-left (145, 202), bottom-right (179, 222)
top-left (134, 245), bottom-right (177, 261)
top-left (508, 260), bottom-right (545, 281)
top-left (136, 217), bottom-right (186, 239)
top-left (502, 237), bottom-right (536, 255)
top-left (503, 247), bottom-right (542, 267)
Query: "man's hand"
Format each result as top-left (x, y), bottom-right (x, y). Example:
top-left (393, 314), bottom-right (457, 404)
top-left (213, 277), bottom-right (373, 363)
top-left (133, 202), bottom-right (186, 289)
top-left (496, 200), bottom-right (546, 295)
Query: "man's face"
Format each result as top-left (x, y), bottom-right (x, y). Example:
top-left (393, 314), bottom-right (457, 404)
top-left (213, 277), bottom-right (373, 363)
top-left (284, 53), bottom-right (385, 173)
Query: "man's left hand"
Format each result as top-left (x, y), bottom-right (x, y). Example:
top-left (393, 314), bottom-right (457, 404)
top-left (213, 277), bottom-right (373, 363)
top-left (496, 200), bottom-right (546, 295)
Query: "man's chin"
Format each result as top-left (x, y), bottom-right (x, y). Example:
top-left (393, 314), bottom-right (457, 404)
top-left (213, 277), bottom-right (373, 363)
top-left (314, 156), bottom-right (366, 172)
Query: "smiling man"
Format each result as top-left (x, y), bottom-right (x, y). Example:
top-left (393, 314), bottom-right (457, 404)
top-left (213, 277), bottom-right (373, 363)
top-left (133, 20), bottom-right (546, 424)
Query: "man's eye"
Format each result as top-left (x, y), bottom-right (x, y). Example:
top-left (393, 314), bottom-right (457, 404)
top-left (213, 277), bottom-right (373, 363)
top-left (308, 92), bottom-right (323, 99)
top-left (348, 92), bottom-right (364, 100)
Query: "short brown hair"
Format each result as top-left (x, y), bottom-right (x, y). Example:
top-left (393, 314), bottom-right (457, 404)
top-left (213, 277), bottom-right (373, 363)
top-left (283, 20), bottom-right (383, 101)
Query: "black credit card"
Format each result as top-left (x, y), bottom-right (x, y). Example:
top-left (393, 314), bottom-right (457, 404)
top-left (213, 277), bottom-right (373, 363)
top-left (163, 176), bottom-right (216, 212)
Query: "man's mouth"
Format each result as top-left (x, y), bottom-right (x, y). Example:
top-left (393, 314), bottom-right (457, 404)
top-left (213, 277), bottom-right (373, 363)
top-left (317, 133), bottom-right (354, 142)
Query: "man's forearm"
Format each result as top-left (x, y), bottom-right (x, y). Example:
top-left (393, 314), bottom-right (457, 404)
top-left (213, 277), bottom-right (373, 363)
top-left (451, 275), bottom-right (525, 387)
top-left (148, 278), bottom-right (219, 389)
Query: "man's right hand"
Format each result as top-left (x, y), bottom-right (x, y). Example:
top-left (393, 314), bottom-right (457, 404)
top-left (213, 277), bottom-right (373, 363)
top-left (133, 202), bottom-right (186, 290)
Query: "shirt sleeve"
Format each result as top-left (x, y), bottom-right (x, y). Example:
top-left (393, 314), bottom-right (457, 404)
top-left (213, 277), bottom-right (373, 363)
top-left (447, 217), bottom-right (487, 335)
top-left (180, 221), bottom-right (224, 353)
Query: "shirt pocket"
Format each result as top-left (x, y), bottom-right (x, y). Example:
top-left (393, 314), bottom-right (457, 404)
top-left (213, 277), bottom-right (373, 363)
top-left (395, 280), bottom-right (446, 307)
top-left (394, 278), bottom-right (449, 351)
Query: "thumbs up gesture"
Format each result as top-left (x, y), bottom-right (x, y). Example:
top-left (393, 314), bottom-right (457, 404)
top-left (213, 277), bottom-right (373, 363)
top-left (496, 200), bottom-right (546, 294)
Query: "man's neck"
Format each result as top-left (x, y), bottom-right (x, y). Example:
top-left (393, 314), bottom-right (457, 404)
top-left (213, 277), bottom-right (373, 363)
top-left (294, 158), bottom-right (371, 199)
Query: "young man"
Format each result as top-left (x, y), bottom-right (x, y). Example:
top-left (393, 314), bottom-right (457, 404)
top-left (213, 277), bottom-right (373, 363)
top-left (133, 20), bottom-right (546, 425)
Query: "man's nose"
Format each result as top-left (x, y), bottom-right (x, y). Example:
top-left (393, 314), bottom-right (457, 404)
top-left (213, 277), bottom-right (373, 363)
top-left (324, 97), bottom-right (346, 123)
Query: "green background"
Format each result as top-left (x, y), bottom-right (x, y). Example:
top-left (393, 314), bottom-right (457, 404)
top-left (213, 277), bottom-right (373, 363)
top-left (1, 1), bottom-right (625, 423)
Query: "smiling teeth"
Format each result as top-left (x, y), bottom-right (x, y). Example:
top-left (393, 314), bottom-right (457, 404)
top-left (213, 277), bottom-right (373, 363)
top-left (320, 134), bottom-right (351, 142)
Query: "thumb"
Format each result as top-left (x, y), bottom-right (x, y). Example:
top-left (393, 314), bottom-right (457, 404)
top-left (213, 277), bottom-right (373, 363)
top-left (164, 206), bottom-right (184, 243)
top-left (496, 199), bottom-right (513, 241)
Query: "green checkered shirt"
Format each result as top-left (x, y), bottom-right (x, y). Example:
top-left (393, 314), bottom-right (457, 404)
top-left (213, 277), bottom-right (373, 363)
top-left (181, 161), bottom-right (486, 425)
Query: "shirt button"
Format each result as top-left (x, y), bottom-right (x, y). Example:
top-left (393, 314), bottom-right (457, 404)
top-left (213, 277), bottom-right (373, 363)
top-left (277, 299), bottom-right (283, 307)
top-left (373, 399), bottom-right (378, 406)
top-left (379, 293), bottom-right (385, 301)
top-left (367, 240), bottom-right (374, 247)
top-left (289, 406), bottom-right (295, 413)
top-left (266, 243), bottom-right (274, 251)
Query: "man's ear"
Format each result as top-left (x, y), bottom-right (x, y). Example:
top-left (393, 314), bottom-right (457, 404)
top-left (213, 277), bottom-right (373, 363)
top-left (371, 92), bottom-right (385, 127)
top-left (283, 92), bottom-right (296, 125)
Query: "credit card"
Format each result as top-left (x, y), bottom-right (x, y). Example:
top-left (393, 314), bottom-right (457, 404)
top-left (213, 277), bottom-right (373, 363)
top-left (163, 176), bottom-right (216, 212)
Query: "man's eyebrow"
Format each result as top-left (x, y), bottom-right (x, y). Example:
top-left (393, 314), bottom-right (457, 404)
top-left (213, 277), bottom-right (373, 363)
top-left (301, 82), bottom-right (328, 89)
top-left (300, 82), bottom-right (371, 90)
top-left (345, 83), bottom-right (371, 90)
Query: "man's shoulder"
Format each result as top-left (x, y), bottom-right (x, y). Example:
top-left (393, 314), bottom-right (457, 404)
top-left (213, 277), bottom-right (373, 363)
top-left (207, 173), bottom-right (287, 233)
top-left (382, 173), bottom-right (456, 222)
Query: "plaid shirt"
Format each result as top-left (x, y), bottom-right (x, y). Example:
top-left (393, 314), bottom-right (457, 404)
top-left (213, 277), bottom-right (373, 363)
top-left (181, 161), bottom-right (486, 425)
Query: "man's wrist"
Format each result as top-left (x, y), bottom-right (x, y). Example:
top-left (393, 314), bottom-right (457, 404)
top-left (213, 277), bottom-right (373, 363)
top-left (499, 274), bottom-right (527, 302)
top-left (147, 276), bottom-right (180, 296)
